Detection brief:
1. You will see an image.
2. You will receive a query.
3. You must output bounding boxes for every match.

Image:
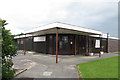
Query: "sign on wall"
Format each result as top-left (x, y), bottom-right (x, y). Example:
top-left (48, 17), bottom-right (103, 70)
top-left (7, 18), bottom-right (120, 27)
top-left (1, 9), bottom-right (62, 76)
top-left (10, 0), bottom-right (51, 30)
top-left (34, 36), bottom-right (46, 42)
top-left (95, 39), bottom-right (100, 48)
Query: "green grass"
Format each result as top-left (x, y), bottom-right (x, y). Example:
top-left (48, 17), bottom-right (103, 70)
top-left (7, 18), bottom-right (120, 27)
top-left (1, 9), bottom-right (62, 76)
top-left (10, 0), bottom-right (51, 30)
top-left (78, 56), bottom-right (118, 78)
top-left (117, 53), bottom-right (120, 54)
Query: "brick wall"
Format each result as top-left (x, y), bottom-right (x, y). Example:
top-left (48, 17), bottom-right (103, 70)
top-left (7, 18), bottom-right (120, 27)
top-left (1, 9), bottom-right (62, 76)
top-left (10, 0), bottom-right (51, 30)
top-left (118, 40), bottom-right (120, 52)
top-left (108, 39), bottom-right (119, 52)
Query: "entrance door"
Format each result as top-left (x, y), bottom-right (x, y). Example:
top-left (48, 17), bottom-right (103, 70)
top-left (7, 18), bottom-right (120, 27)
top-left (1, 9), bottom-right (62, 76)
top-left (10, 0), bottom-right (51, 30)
top-left (58, 35), bottom-right (74, 55)
top-left (69, 35), bottom-right (74, 54)
top-left (59, 36), bottom-right (68, 55)
top-left (78, 35), bottom-right (86, 55)
top-left (48, 35), bottom-right (74, 55)
top-left (48, 35), bottom-right (54, 54)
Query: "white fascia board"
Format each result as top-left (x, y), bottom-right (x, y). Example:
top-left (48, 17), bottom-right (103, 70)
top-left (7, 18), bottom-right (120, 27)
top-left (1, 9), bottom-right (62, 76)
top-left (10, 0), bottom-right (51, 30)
top-left (14, 34), bottom-right (33, 39)
top-left (26, 34), bottom-right (33, 37)
top-left (14, 36), bottom-right (19, 39)
top-left (90, 34), bottom-right (119, 40)
top-left (24, 23), bottom-right (58, 34)
top-left (56, 23), bottom-right (102, 35)
top-left (24, 22), bottom-right (102, 35)
top-left (14, 35), bottom-right (25, 39)
top-left (90, 33), bottom-right (107, 38)
top-left (17, 35), bottom-right (25, 38)
top-left (90, 35), bottom-right (99, 37)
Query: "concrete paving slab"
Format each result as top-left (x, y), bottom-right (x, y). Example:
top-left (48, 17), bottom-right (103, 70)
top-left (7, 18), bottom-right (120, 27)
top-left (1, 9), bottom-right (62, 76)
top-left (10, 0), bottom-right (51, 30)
top-left (13, 51), bottom-right (119, 78)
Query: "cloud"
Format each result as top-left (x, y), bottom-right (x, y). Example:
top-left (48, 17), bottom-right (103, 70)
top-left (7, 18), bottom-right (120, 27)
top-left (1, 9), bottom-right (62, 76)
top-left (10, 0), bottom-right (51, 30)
top-left (60, 1), bottom-right (118, 37)
top-left (1, 0), bottom-right (74, 34)
top-left (66, 2), bottom-right (117, 24)
top-left (0, 0), bottom-right (118, 37)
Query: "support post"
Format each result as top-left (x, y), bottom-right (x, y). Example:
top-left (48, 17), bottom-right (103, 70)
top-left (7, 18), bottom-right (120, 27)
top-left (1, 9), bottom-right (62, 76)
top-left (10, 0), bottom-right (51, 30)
top-left (88, 36), bottom-right (89, 53)
top-left (74, 35), bottom-right (76, 56)
top-left (18, 35), bottom-right (20, 50)
top-left (107, 33), bottom-right (109, 53)
top-left (99, 34), bottom-right (101, 57)
top-left (85, 36), bottom-right (87, 55)
top-left (91, 37), bottom-right (92, 52)
top-left (56, 28), bottom-right (58, 63)
top-left (24, 34), bottom-right (26, 55)
top-left (93, 38), bottom-right (95, 56)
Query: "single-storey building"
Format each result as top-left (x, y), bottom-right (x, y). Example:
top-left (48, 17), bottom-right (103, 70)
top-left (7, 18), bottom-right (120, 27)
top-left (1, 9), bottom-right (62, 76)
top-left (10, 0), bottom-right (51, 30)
top-left (14, 22), bottom-right (120, 61)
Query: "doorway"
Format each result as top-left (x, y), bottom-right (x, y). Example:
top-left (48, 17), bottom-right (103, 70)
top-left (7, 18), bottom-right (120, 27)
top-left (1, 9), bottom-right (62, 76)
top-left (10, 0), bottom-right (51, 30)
top-left (48, 34), bottom-right (74, 55)
top-left (78, 35), bottom-right (86, 55)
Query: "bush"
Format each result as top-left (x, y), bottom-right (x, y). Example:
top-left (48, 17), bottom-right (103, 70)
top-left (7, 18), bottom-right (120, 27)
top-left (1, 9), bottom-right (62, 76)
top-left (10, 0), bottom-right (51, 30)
top-left (1, 20), bottom-right (18, 79)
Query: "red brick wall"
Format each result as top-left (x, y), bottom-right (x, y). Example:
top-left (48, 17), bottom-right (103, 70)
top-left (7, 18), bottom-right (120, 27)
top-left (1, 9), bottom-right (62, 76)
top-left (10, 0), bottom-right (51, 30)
top-left (108, 39), bottom-right (120, 52)
top-left (118, 40), bottom-right (120, 52)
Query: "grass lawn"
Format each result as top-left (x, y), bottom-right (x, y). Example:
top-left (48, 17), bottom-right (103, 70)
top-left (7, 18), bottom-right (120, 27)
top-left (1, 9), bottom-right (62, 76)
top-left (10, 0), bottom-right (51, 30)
top-left (117, 53), bottom-right (120, 54)
top-left (78, 56), bottom-right (118, 78)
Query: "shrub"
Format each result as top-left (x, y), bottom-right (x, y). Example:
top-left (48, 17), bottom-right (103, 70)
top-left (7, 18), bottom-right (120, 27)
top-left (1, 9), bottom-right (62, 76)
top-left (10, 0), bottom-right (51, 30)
top-left (0, 20), bottom-right (18, 79)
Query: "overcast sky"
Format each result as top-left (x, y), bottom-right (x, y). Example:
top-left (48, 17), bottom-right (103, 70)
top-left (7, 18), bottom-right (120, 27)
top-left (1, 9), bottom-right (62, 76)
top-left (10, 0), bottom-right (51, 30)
top-left (0, 0), bottom-right (119, 37)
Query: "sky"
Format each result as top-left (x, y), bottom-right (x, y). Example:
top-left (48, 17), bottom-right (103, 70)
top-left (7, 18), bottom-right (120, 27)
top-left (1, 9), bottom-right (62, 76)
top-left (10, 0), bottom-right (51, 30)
top-left (0, 0), bottom-right (119, 37)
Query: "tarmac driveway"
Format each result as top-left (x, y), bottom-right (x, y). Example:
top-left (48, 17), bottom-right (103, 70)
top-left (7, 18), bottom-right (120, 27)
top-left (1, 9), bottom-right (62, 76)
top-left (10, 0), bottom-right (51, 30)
top-left (13, 51), bottom-right (118, 78)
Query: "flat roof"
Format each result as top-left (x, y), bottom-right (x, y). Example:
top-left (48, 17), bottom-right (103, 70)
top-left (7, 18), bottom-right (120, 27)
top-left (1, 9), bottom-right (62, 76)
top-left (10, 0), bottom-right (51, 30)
top-left (17, 22), bottom-right (120, 39)
top-left (24, 22), bottom-right (102, 35)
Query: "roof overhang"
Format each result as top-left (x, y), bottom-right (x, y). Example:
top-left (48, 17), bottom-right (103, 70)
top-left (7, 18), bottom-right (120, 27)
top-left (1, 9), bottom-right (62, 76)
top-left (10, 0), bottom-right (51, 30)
top-left (27, 27), bottom-right (102, 36)
top-left (24, 22), bottom-right (102, 35)
top-left (14, 22), bottom-right (103, 39)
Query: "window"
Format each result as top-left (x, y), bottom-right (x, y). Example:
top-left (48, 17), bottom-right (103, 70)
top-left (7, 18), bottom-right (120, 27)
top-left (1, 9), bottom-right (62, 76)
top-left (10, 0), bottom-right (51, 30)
top-left (17, 40), bottom-right (19, 44)
top-left (49, 35), bottom-right (53, 53)
top-left (21, 40), bottom-right (23, 44)
top-left (95, 39), bottom-right (100, 48)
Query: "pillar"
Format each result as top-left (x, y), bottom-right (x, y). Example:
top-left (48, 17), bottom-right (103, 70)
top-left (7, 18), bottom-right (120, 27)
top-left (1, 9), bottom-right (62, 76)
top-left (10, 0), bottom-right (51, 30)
top-left (107, 33), bottom-right (109, 53)
top-left (99, 34), bottom-right (101, 57)
top-left (56, 28), bottom-right (58, 63)
top-left (24, 34), bottom-right (26, 55)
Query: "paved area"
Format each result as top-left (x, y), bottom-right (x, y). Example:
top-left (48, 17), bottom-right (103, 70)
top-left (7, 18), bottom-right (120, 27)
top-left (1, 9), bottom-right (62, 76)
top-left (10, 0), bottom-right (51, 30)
top-left (13, 51), bottom-right (118, 78)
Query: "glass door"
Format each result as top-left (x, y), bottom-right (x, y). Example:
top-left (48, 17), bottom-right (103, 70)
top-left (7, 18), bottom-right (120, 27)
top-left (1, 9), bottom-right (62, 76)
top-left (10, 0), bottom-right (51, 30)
top-left (48, 35), bottom-right (53, 54)
top-left (78, 35), bottom-right (86, 55)
top-left (58, 35), bottom-right (74, 55)
top-left (48, 35), bottom-right (74, 55)
top-left (61, 36), bottom-right (68, 54)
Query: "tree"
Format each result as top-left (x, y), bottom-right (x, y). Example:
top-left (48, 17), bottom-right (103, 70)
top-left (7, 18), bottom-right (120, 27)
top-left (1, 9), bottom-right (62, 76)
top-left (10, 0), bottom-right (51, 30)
top-left (1, 19), bottom-right (18, 79)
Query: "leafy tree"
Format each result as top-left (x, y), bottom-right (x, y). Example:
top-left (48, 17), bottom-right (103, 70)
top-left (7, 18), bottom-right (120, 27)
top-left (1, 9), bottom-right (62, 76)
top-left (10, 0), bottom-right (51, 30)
top-left (0, 19), bottom-right (2, 79)
top-left (1, 19), bottom-right (18, 79)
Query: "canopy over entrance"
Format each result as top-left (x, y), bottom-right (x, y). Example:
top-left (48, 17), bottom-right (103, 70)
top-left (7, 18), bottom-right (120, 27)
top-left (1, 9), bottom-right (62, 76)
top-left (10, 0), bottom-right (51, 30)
top-left (25, 22), bottom-right (102, 36)
top-left (15, 22), bottom-right (103, 38)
